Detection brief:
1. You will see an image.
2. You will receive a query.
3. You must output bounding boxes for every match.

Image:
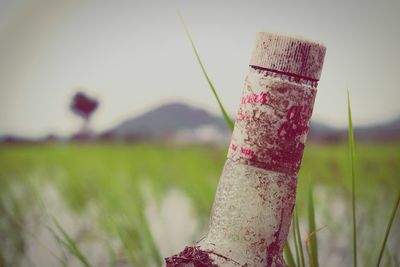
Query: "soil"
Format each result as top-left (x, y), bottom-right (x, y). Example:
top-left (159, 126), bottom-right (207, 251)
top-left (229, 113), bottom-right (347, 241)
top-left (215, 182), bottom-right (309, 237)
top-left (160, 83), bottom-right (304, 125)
top-left (165, 246), bottom-right (218, 267)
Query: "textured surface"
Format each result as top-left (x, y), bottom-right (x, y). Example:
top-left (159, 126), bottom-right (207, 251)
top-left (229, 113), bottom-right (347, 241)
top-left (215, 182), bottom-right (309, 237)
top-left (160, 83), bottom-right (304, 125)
top-left (249, 32), bottom-right (326, 81)
top-left (198, 159), bottom-right (296, 266)
top-left (228, 67), bottom-right (317, 175)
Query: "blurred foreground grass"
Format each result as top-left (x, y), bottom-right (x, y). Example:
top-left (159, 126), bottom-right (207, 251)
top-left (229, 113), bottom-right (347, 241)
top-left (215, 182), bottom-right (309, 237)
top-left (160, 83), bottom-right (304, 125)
top-left (0, 142), bottom-right (399, 266)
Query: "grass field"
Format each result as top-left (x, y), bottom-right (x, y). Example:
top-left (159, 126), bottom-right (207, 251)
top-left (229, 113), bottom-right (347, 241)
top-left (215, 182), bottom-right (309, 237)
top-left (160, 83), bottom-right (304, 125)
top-left (0, 142), bottom-right (399, 266)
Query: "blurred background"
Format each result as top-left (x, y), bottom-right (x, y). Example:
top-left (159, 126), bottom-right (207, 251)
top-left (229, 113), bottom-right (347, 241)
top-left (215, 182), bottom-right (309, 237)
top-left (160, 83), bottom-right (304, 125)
top-left (0, 0), bottom-right (399, 266)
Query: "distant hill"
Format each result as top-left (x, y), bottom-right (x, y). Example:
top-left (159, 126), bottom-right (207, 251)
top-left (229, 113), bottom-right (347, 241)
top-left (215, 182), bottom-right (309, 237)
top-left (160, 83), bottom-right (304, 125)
top-left (100, 102), bottom-right (230, 143)
top-left (354, 117), bottom-right (400, 141)
top-left (100, 102), bottom-right (399, 143)
top-left (308, 118), bottom-right (400, 142)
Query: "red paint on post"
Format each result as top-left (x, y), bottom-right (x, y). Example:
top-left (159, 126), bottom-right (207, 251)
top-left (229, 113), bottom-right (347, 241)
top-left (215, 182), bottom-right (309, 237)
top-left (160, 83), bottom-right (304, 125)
top-left (228, 77), bottom-right (317, 175)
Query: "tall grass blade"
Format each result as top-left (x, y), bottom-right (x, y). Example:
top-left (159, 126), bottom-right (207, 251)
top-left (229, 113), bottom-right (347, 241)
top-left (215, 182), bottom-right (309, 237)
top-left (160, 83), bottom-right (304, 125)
top-left (376, 191), bottom-right (400, 267)
top-left (177, 10), bottom-right (234, 130)
top-left (306, 226), bottom-right (327, 267)
top-left (46, 226), bottom-right (71, 267)
top-left (294, 207), bottom-right (305, 267)
top-left (307, 182), bottom-right (319, 267)
top-left (115, 225), bottom-right (139, 265)
top-left (51, 216), bottom-right (91, 267)
top-left (292, 216), bottom-right (300, 267)
top-left (347, 91), bottom-right (357, 267)
top-left (284, 242), bottom-right (296, 267)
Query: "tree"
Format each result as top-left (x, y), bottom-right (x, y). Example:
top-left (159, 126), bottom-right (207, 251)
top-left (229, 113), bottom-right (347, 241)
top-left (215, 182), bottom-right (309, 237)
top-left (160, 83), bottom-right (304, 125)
top-left (70, 91), bottom-right (99, 135)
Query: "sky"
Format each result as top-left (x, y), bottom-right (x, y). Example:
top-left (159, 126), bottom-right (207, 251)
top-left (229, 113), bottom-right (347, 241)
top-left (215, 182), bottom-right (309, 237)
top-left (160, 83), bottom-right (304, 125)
top-left (0, 0), bottom-right (399, 137)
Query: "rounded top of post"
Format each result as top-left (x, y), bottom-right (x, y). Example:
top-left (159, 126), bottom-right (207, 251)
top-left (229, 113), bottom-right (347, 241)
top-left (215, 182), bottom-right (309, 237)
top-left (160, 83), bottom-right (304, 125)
top-left (249, 32), bottom-right (326, 81)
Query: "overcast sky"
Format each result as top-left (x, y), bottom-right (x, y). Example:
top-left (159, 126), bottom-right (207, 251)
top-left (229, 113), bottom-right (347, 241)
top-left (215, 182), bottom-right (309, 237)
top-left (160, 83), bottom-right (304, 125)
top-left (1, 0), bottom-right (399, 137)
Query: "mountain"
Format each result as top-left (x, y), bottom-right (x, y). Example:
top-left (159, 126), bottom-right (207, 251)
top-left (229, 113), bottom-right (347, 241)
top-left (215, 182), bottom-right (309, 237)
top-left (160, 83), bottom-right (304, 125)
top-left (101, 102), bottom-right (230, 142)
top-left (354, 117), bottom-right (400, 141)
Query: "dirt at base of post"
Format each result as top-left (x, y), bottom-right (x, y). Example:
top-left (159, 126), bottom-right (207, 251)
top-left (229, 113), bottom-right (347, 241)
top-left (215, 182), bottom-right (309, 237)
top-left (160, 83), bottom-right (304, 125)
top-left (165, 246), bottom-right (218, 267)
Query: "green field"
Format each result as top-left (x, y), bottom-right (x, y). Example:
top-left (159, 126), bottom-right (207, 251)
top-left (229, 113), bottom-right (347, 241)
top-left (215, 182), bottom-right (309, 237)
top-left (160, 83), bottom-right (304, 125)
top-left (0, 142), bottom-right (399, 266)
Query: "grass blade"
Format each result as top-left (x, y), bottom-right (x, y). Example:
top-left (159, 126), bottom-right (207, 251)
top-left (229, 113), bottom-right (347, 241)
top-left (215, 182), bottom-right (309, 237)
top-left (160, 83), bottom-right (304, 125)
top-left (294, 207), bottom-right (305, 267)
top-left (284, 242), bottom-right (296, 267)
top-left (115, 225), bottom-right (139, 265)
top-left (46, 226), bottom-right (71, 267)
top-left (347, 90), bottom-right (357, 267)
top-left (376, 191), bottom-right (400, 267)
top-left (306, 226), bottom-right (327, 267)
top-left (177, 10), bottom-right (234, 130)
top-left (307, 183), bottom-right (319, 267)
top-left (292, 216), bottom-right (300, 267)
top-left (51, 216), bottom-right (91, 267)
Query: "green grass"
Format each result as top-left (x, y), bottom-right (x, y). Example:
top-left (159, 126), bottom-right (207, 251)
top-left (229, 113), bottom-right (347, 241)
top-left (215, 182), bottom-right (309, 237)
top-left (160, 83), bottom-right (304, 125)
top-left (49, 216), bottom-right (91, 267)
top-left (348, 91), bottom-right (358, 267)
top-left (293, 207), bottom-right (306, 267)
top-left (0, 142), bottom-right (399, 266)
top-left (376, 191), bottom-right (400, 267)
top-left (306, 183), bottom-right (318, 267)
top-left (0, 143), bottom-right (224, 266)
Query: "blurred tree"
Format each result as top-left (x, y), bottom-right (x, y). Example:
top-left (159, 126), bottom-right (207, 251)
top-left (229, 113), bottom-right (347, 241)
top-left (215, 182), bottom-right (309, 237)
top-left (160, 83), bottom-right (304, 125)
top-left (70, 91), bottom-right (99, 135)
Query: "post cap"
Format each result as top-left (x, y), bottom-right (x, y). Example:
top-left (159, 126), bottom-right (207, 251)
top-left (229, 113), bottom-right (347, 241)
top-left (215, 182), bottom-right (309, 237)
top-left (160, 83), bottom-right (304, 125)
top-left (249, 32), bottom-right (326, 81)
